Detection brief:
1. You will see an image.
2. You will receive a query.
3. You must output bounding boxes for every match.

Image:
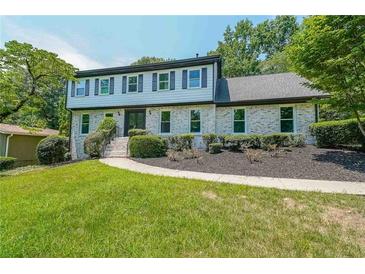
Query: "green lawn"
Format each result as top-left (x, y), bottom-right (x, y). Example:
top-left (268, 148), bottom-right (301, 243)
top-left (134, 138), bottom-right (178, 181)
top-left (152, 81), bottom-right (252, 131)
top-left (0, 160), bottom-right (364, 257)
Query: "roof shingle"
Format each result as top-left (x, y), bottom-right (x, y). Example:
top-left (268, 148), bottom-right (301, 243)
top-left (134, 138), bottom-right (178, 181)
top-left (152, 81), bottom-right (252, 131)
top-left (0, 124), bottom-right (59, 137)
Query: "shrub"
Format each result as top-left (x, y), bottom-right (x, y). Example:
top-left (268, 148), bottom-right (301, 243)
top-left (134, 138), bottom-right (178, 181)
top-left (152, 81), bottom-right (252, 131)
top-left (209, 142), bottom-right (223, 154)
top-left (225, 134), bottom-right (261, 151)
top-left (260, 133), bottom-right (291, 150)
top-left (128, 129), bottom-right (148, 137)
top-left (36, 135), bottom-right (69, 165)
top-left (182, 149), bottom-right (201, 159)
top-left (245, 149), bottom-right (263, 164)
top-left (97, 117), bottom-right (117, 133)
top-left (310, 118), bottom-right (365, 148)
top-left (0, 157), bottom-right (16, 171)
top-left (129, 135), bottom-right (167, 158)
top-left (166, 134), bottom-right (194, 151)
top-left (84, 131), bottom-right (105, 158)
top-left (202, 133), bottom-right (218, 151)
top-left (166, 149), bottom-right (183, 161)
top-left (288, 134), bottom-right (305, 147)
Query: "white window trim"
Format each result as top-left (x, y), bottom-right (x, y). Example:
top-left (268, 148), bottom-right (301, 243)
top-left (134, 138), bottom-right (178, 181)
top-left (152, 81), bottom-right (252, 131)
top-left (279, 105), bottom-right (296, 133)
top-left (127, 75), bottom-right (138, 93)
top-left (189, 109), bottom-right (202, 134)
top-left (158, 72), bottom-right (170, 91)
top-left (76, 80), bottom-right (86, 97)
top-left (159, 110), bottom-right (172, 135)
top-left (188, 68), bottom-right (202, 89)
top-left (232, 107), bottom-right (247, 134)
top-left (99, 78), bottom-right (110, 96)
top-left (80, 113), bottom-right (90, 136)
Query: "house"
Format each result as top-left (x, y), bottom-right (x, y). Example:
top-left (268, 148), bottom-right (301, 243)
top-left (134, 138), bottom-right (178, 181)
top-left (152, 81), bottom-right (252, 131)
top-left (0, 123), bottom-right (59, 164)
top-left (66, 55), bottom-right (325, 159)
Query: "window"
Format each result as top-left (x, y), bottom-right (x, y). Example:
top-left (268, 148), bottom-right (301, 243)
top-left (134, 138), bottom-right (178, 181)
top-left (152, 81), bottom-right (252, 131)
top-left (280, 107), bottom-right (294, 132)
top-left (128, 76), bottom-right (138, 92)
top-left (81, 114), bottom-right (90, 135)
top-left (190, 110), bottom-right (201, 133)
top-left (233, 108), bottom-right (245, 133)
top-left (105, 113), bottom-right (113, 118)
top-left (189, 69), bottom-right (201, 88)
top-left (100, 79), bottom-right (109, 95)
top-left (76, 81), bottom-right (85, 96)
top-left (159, 73), bottom-right (169, 90)
top-left (160, 111), bottom-right (171, 134)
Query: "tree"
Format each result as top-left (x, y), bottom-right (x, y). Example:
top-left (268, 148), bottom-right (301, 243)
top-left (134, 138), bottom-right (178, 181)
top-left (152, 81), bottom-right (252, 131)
top-left (0, 40), bottom-right (76, 123)
top-left (130, 56), bottom-right (174, 66)
top-left (286, 16), bottom-right (365, 137)
top-left (259, 51), bottom-right (291, 74)
top-left (58, 95), bottom-right (70, 136)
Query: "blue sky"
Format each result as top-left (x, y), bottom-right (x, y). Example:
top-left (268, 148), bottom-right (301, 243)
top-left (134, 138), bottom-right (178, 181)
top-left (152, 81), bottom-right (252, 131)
top-left (0, 16), bottom-right (301, 70)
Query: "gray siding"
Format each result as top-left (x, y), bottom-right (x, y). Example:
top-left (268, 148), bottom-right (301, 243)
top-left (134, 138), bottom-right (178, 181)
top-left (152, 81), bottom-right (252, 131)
top-left (0, 133), bottom-right (7, 156)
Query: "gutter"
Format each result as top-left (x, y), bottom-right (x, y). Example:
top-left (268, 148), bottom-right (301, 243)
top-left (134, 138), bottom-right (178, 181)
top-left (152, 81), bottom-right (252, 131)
top-left (5, 133), bottom-right (13, 157)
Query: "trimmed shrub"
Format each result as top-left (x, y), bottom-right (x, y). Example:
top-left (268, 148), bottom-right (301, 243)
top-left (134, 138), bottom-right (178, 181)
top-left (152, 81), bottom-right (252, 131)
top-left (129, 135), bottom-right (167, 158)
top-left (310, 118), bottom-right (365, 148)
top-left (209, 142), bottom-right (223, 154)
top-left (0, 157), bottom-right (16, 171)
top-left (84, 131), bottom-right (105, 158)
top-left (260, 133), bottom-right (291, 150)
top-left (202, 133), bottom-right (218, 151)
top-left (128, 129), bottom-right (148, 137)
top-left (225, 134), bottom-right (261, 151)
top-left (36, 135), bottom-right (69, 165)
top-left (97, 117), bottom-right (117, 133)
top-left (288, 134), bottom-right (305, 147)
top-left (166, 134), bottom-right (194, 151)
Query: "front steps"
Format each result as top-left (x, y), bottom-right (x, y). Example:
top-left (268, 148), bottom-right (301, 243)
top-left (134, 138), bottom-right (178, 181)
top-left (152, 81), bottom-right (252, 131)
top-left (103, 137), bottom-right (129, 158)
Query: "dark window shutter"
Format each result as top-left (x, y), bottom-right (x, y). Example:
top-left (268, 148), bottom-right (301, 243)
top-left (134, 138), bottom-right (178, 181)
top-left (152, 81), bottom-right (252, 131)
top-left (71, 81), bottom-right (75, 97)
top-left (110, 77), bottom-right (114, 94)
top-left (152, 73), bottom-right (157, 91)
top-left (94, 78), bottom-right (99, 95)
top-left (65, 80), bottom-right (69, 96)
top-left (201, 67), bottom-right (207, 88)
top-left (170, 71), bottom-right (175, 90)
top-left (122, 76), bottom-right (127, 93)
top-left (182, 70), bottom-right (187, 89)
top-left (138, 74), bottom-right (143, 93)
top-left (85, 79), bottom-right (90, 96)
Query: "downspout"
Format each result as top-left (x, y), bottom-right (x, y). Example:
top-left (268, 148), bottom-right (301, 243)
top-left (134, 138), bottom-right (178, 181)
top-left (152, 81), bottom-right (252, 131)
top-left (5, 134), bottom-right (13, 157)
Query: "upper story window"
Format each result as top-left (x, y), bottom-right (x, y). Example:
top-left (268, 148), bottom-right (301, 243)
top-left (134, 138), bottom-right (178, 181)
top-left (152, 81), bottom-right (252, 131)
top-left (76, 80), bottom-right (85, 96)
top-left (280, 107), bottom-right (294, 133)
top-left (159, 73), bottom-right (169, 90)
top-left (128, 76), bottom-right (138, 92)
top-left (189, 69), bottom-right (201, 88)
top-left (160, 111), bottom-right (171, 134)
top-left (100, 79), bottom-right (110, 95)
top-left (233, 108), bottom-right (245, 133)
top-left (81, 114), bottom-right (90, 135)
top-left (190, 110), bottom-right (201, 133)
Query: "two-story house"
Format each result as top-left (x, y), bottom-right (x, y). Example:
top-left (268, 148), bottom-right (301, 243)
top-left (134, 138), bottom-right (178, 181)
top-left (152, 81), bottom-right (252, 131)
top-left (66, 55), bottom-right (325, 159)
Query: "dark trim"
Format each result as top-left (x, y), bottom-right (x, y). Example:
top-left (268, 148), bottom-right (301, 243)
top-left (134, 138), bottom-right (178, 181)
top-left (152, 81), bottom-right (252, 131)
top-left (215, 96), bottom-right (329, 107)
top-left (68, 101), bottom-right (214, 111)
top-left (76, 55), bottom-right (221, 78)
top-left (124, 109), bottom-right (146, 136)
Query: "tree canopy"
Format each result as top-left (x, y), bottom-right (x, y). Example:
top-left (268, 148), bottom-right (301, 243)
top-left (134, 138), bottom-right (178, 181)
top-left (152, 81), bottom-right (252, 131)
top-left (286, 15), bottom-right (365, 137)
top-left (0, 40), bottom-right (76, 129)
top-left (130, 56), bottom-right (174, 66)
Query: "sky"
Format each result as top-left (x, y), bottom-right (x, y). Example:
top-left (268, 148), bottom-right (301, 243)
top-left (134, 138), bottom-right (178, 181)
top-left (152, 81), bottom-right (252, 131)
top-left (0, 16), bottom-right (301, 70)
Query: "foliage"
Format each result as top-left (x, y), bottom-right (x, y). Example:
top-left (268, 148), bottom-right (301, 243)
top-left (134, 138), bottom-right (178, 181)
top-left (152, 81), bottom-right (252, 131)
top-left (166, 149), bottom-right (201, 161)
top-left (225, 134), bottom-right (262, 151)
top-left (310, 118), bottom-right (365, 148)
top-left (319, 104), bottom-right (352, 121)
top-left (36, 135), bottom-right (69, 165)
top-left (128, 129), bottom-right (148, 137)
top-left (0, 157), bottom-right (16, 171)
top-left (202, 133), bottom-right (218, 151)
top-left (97, 117), bottom-right (117, 132)
top-left (166, 134), bottom-right (195, 151)
top-left (209, 143), bottom-right (223, 154)
top-left (58, 95), bottom-right (70, 136)
top-left (130, 56), bottom-right (174, 66)
top-left (259, 51), bottom-right (291, 74)
top-left (0, 41), bottom-right (76, 124)
top-left (245, 148), bottom-right (263, 164)
top-left (129, 135), bottom-right (167, 158)
top-left (286, 16), bottom-right (365, 138)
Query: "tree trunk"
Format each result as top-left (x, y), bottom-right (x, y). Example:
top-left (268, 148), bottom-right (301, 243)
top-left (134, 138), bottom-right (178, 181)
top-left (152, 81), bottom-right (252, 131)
top-left (0, 96), bottom-right (31, 122)
top-left (353, 109), bottom-right (365, 138)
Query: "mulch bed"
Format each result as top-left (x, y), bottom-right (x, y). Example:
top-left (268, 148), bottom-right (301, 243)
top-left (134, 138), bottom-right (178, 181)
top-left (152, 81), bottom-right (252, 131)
top-left (133, 145), bottom-right (365, 182)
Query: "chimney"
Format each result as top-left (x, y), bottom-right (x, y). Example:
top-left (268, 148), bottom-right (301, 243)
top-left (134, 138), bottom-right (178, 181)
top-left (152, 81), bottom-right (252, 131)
top-left (196, 53), bottom-right (199, 58)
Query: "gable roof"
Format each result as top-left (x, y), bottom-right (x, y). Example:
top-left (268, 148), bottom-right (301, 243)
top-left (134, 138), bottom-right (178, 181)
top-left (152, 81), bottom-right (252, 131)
top-left (76, 55), bottom-right (221, 78)
top-left (215, 72), bottom-right (327, 105)
top-left (0, 124), bottom-right (59, 137)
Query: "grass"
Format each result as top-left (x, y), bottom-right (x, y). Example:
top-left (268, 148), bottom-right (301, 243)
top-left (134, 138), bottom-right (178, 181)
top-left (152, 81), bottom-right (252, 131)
top-left (0, 160), bottom-right (364, 258)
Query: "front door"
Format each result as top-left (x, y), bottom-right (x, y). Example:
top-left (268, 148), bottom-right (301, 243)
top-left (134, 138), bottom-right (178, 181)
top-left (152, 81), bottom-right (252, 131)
top-left (124, 109), bottom-right (146, 136)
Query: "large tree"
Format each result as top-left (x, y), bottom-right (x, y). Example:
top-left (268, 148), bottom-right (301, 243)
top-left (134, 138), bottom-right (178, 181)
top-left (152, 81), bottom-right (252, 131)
top-left (0, 40), bottom-right (76, 124)
top-left (130, 56), bottom-right (173, 66)
top-left (286, 16), bottom-right (365, 137)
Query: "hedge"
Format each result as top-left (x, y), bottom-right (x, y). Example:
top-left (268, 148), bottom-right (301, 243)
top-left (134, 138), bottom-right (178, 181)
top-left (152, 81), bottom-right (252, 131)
top-left (202, 133), bottom-right (218, 152)
top-left (209, 143), bottom-right (223, 154)
top-left (129, 135), bottom-right (167, 158)
top-left (310, 118), bottom-right (365, 148)
top-left (36, 135), bottom-right (69, 165)
top-left (166, 134), bottom-right (194, 151)
top-left (0, 157), bottom-right (16, 171)
top-left (128, 129), bottom-right (148, 137)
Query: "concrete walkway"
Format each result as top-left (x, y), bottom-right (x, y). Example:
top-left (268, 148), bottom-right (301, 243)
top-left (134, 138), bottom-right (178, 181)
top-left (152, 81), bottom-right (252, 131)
top-left (100, 158), bottom-right (365, 195)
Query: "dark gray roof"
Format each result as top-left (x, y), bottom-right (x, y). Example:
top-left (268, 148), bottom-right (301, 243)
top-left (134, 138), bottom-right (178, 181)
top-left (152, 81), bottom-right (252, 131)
top-left (76, 55), bottom-right (221, 78)
top-left (215, 72), bottom-right (327, 105)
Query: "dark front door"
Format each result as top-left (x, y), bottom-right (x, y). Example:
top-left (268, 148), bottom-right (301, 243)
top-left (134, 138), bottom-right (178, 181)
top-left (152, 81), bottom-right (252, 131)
top-left (124, 109), bottom-right (146, 136)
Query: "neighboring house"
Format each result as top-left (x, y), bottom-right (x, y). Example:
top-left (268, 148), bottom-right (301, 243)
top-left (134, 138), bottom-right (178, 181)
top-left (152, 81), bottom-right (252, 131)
top-left (66, 55), bottom-right (326, 159)
top-left (0, 124), bottom-right (59, 164)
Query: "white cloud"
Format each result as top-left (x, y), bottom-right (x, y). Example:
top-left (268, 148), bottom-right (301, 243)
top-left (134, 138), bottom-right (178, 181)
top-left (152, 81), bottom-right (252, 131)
top-left (2, 19), bottom-right (104, 70)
